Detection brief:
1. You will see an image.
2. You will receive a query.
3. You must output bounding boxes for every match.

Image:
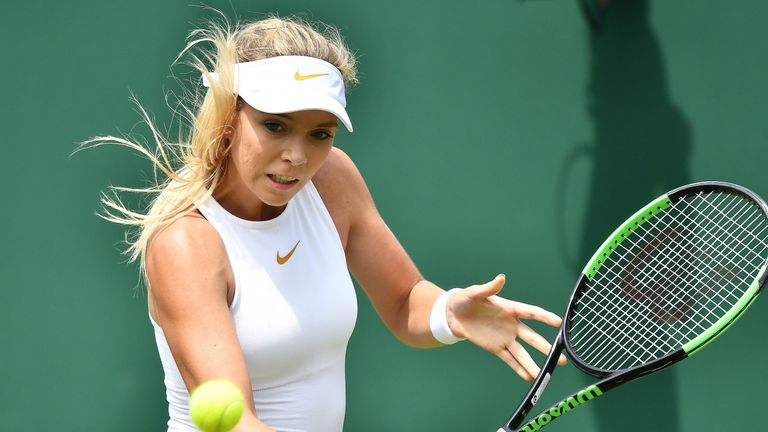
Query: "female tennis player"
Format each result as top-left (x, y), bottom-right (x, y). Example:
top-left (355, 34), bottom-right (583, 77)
top-left (86, 15), bottom-right (566, 432)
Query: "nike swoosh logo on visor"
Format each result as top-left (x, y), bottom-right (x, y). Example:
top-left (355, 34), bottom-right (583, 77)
top-left (294, 70), bottom-right (328, 81)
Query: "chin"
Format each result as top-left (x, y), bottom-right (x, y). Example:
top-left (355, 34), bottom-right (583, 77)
top-left (257, 189), bottom-right (298, 207)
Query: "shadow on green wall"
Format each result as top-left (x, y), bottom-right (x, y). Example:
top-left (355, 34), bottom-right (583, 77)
top-left (562, 0), bottom-right (692, 430)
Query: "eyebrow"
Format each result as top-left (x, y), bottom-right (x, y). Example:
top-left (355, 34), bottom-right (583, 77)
top-left (273, 113), bottom-right (338, 128)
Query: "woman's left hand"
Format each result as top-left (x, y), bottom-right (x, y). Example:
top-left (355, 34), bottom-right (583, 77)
top-left (446, 274), bottom-right (567, 381)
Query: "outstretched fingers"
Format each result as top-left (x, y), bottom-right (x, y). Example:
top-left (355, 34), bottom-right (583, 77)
top-left (497, 348), bottom-right (534, 382)
top-left (510, 301), bottom-right (563, 327)
top-left (517, 322), bottom-right (568, 365)
top-left (508, 341), bottom-right (541, 379)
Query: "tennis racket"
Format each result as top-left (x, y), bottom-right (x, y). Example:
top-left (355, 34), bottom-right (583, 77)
top-left (498, 181), bottom-right (768, 432)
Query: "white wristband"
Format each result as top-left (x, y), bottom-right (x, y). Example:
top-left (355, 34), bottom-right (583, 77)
top-left (430, 288), bottom-right (466, 345)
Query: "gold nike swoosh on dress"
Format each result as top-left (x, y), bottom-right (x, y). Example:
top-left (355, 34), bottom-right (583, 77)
top-left (276, 240), bottom-right (301, 265)
top-left (294, 70), bottom-right (328, 81)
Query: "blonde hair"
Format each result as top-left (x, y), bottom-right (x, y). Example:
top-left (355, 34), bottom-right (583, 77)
top-left (80, 14), bottom-right (358, 280)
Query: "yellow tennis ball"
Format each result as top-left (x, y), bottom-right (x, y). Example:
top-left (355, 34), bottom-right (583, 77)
top-left (189, 379), bottom-right (245, 432)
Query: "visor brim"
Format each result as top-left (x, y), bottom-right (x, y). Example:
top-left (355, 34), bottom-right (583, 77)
top-left (240, 91), bottom-right (353, 133)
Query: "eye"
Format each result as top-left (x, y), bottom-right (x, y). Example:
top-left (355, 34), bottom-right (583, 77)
top-left (311, 130), bottom-right (334, 140)
top-left (263, 120), bottom-right (285, 133)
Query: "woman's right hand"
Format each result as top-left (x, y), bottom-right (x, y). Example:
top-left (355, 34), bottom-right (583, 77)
top-left (231, 411), bottom-right (275, 432)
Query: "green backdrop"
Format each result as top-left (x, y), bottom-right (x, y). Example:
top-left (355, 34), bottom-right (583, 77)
top-left (1, 1), bottom-right (766, 430)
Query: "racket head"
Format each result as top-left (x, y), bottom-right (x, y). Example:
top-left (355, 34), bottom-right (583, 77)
top-left (562, 181), bottom-right (768, 376)
top-left (502, 181), bottom-right (768, 432)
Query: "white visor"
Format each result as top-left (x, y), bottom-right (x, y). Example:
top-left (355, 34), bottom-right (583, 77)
top-left (202, 56), bottom-right (353, 132)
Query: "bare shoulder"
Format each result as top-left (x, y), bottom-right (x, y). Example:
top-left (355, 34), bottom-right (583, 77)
top-left (146, 211), bottom-right (233, 324)
top-left (313, 147), bottom-right (376, 247)
top-left (313, 147), bottom-right (367, 195)
top-left (146, 211), bottom-right (226, 273)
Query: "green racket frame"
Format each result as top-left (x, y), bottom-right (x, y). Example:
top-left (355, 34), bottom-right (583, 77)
top-left (499, 181), bottom-right (768, 432)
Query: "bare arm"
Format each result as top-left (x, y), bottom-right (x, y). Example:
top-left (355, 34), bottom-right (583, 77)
top-left (146, 214), bottom-right (274, 432)
top-left (316, 149), bottom-right (443, 347)
top-left (317, 148), bottom-right (565, 380)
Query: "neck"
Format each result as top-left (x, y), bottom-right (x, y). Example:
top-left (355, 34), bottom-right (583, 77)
top-left (213, 172), bottom-right (286, 221)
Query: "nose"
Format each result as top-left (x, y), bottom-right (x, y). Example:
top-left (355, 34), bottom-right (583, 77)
top-left (281, 138), bottom-right (307, 166)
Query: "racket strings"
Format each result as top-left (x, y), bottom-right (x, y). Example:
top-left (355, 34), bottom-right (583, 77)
top-left (568, 190), bottom-right (768, 372)
top-left (621, 193), bottom-right (766, 321)
top-left (571, 197), bottom-right (764, 370)
top-left (577, 193), bottom-right (751, 322)
top-left (692, 192), bottom-right (768, 257)
top-left (572, 192), bottom-right (764, 368)
top-left (574, 212), bottom-right (756, 370)
top-left (582, 193), bottom-right (762, 335)
top-left (573, 192), bottom-right (768, 369)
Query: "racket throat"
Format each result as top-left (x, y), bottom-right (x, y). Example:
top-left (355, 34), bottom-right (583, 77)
top-left (503, 331), bottom-right (567, 430)
top-left (517, 385), bottom-right (604, 432)
top-left (505, 350), bottom-right (686, 432)
top-left (530, 373), bottom-right (552, 406)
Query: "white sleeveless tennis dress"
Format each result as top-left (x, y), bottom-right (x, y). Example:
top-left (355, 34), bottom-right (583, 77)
top-left (150, 181), bottom-right (358, 432)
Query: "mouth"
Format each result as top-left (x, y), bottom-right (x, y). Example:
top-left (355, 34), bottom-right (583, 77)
top-left (268, 174), bottom-right (299, 184)
top-left (267, 174), bottom-right (300, 189)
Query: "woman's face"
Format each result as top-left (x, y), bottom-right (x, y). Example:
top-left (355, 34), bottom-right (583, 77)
top-left (215, 103), bottom-right (338, 219)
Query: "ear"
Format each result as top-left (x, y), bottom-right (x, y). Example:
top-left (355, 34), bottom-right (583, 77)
top-left (224, 102), bottom-right (243, 137)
